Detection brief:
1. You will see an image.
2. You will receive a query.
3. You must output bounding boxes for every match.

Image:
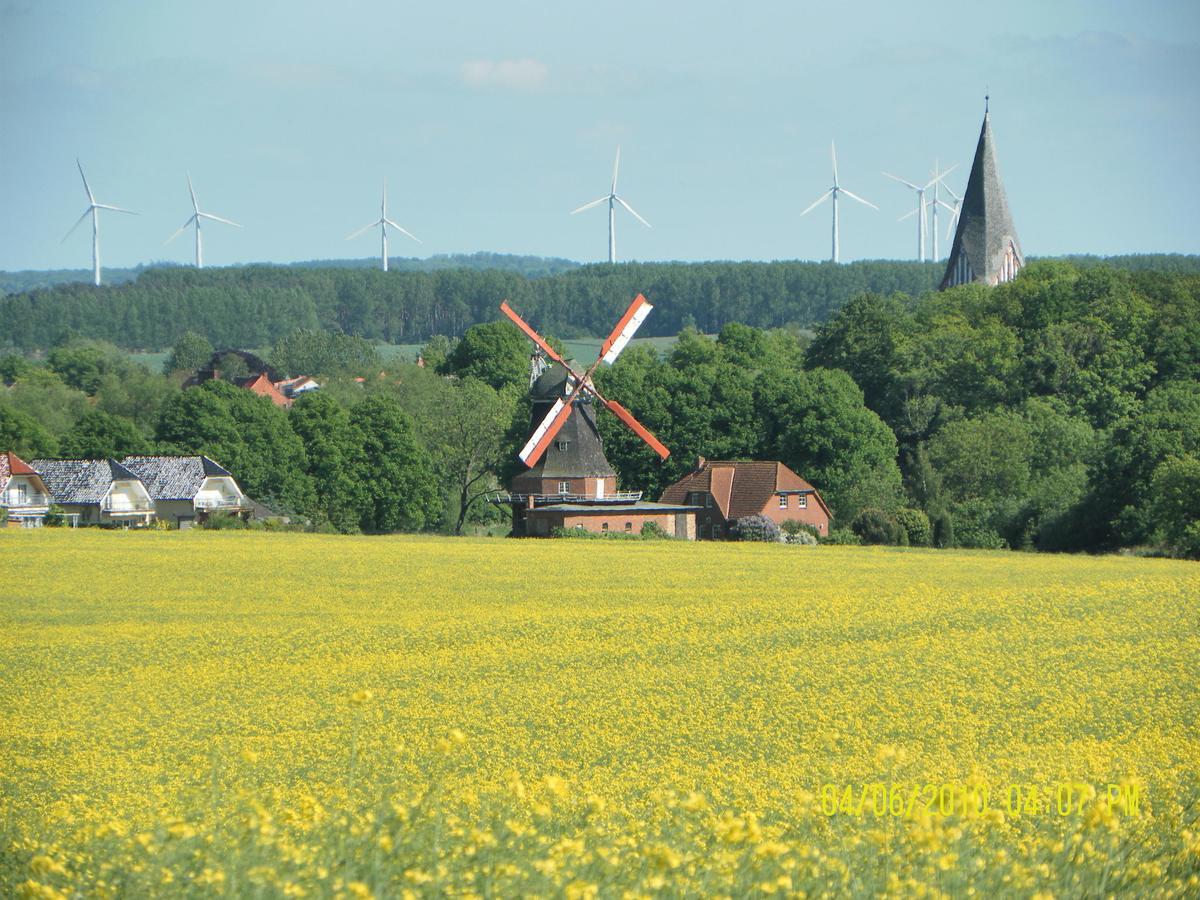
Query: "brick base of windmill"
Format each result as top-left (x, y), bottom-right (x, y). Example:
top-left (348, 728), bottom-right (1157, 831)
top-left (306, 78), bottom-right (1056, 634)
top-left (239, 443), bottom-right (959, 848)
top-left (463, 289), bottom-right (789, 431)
top-left (488, 295), bottom-right (701, 539)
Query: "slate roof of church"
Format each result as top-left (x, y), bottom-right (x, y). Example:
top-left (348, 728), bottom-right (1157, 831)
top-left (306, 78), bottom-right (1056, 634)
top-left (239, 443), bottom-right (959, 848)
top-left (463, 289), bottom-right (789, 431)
top-left (940, 110), bottom-right (1023, 289)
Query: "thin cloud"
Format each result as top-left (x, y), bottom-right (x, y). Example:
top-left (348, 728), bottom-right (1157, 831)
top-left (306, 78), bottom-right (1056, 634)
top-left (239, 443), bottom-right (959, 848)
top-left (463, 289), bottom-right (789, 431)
top-left (459, 58), bottom-right (549, 92)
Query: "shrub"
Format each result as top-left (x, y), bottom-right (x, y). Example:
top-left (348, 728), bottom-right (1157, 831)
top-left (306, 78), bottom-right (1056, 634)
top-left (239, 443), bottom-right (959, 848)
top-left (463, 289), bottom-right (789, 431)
top-left (953, 500), bottom-right (1008, 549)
top-left (43, 505), bottom-right (66, 527)
top-left (0, 507), bottom-right (7, 526)
top-left (895, 508), bottom-right (932, 547)
top-left (730, 515), bottom-right (781, 543)
top-left (202, 512), bottom-right (248, 531)
top-left (820, 527), bottom-right (862, 545)
top-left (785, 529), bottom-right (818, 546)
top-left (932, 512), bottom-right (955, 548)
top-left (781, 519), bottom-right (821, 540)
top-left (640, 521), bottom-right (669, 539)
top-left (851, 508), bottom-right (907, 545)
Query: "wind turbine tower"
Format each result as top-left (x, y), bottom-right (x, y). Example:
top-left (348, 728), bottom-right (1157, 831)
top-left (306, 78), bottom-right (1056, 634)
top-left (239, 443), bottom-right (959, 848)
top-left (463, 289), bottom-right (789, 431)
top-left (800, 141), bottom-right (877, 263)
top-left (571, 146), bottom-right (651, 264)
top-left (884, 163), bottom-right (956, 262)
top-left (62, 160), bottom-right (136, 286)
top-left (346, 180), bottom-right (421, 271)
top-left (165, 174), bottom-right (241, 268)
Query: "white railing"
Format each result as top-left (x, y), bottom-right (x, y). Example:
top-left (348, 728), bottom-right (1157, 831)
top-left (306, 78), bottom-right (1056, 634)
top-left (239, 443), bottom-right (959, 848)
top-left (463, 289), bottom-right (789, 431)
top-left (195, 497), bottom-right (246, 510)
top-left (101, 498), bottom-right (154, 512)
top-left (488, 491), bottom-right (643, 506)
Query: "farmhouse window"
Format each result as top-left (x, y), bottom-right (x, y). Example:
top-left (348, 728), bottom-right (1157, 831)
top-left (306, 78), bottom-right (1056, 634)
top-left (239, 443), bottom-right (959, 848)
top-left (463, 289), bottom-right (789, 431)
top-left (778, 494), bottom-right (788, 509)
top-left (601, 522), bottom-right (609, 531)
top-left (558, 481), bottom-right (571, 494)
top-left (705, 494), bottom-right (712, 508)
top-left (625, 521), bottom-right (633, 532)
top-left (798, 494), bottom-right (808, 509)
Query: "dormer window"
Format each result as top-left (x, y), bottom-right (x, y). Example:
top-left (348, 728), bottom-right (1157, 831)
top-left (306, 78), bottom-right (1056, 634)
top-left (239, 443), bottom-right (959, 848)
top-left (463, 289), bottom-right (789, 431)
top-left (555, 440), bottom-right (570, 452)
top-left (558, 481), bottom-right (571, 494)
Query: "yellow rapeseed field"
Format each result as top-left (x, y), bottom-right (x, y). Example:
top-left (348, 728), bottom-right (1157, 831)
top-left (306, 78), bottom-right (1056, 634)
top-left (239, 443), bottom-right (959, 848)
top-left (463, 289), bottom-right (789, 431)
top-left (1, 530), bottom-right (1198, 898)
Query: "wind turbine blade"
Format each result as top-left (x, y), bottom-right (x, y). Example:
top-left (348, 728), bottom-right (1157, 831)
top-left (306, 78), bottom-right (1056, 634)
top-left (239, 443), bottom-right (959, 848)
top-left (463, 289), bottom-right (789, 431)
top-left (898, 208), bottom-right (918, 222)
top-left (882, 172), bottom-right (921, 191)
top-left (345, 219), bottom-right (382, 241)
top-left (76, 159), bottom-right (95, 204)
top-left (933, 199), bottom-right (957, 213)
top-left (614, 195), bottom-right (651, 228)
top-left (61, 208), bottom-right (92, 243)
top-left (923, 163), bottom-right (959, 190)
top-left (570, 196), bottom-right (610, 215)
top-left (800, 189), bottom-right (833, 217)
top-left (830, 141), bottom-right (839, 185)
top-left (942, 183), bottom-right (962, 202)
top-left (199, 212), bottom-right (242, 227)
top-left (187, 173), bottom-right (199, 213)
top-left (947, 217), bottom-right (959, 241)
top-left (603, 399), bottom-right (670, 459)
top-left (611, 145), bottom-right (621, 193)
top-left (839, 188), bottom-right (878, 210)
top-left (165, 215), bottom-right (197, 244)
top-left (384, 218), bottom-right (421, 243)
top-left (500, 301), bottom-right (571, 368)
top-left (601, 293), bottom-right (653, 363)
top-left (94, 204), bottom-right (137, 214)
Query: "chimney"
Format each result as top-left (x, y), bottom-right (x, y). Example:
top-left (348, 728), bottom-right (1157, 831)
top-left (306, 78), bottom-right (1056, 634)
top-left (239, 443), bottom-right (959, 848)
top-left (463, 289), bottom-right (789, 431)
top-left (696, 455), bottom-right (707, 471)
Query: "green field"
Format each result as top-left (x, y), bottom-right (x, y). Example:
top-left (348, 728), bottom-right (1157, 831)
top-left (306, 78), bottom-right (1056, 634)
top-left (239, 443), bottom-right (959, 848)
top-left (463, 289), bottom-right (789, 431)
top-left (2, 531), bottom-right (1197, 897)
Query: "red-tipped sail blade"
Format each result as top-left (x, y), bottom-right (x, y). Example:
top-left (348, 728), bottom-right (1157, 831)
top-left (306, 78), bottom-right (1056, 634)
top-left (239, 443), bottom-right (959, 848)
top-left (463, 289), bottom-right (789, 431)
top-left (600, 293), bottom-right (653, 364)
top-left (519, 396), bottom-right (575, 467)
top-left (500, 301), bottom-right (569, 367)
top-left (603, 399), bottom-right (670, 460)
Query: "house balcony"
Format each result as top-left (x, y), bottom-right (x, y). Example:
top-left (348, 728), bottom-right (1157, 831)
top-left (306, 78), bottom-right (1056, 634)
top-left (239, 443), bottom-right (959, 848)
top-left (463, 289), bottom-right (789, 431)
top-left (101, 498), bottom-right (154, 514)
top-left (195, 497), bottom-right (247, 510)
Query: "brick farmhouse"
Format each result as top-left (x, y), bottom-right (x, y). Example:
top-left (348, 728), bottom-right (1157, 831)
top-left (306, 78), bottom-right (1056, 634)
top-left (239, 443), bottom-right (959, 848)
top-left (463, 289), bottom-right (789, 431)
top-left (660, 458), bottom-right (831, 540)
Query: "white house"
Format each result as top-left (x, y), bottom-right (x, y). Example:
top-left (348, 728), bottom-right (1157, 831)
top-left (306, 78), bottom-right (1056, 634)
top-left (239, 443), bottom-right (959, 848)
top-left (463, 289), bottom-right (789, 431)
top-left (121, 455), bottom-right (248, 527)
top-left (1, 451), bottom-right (53, 526)
top-left (32, 458), bottom-right (156, 526)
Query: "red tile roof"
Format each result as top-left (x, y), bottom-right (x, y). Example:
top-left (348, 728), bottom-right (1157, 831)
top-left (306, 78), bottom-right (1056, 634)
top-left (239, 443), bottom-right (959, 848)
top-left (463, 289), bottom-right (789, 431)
top-left (660, 460), bottom-right (831, 520)
top-left (2, 451), bottom-right (38, 477)
top-left (235, 372), bottom-right (291, 407)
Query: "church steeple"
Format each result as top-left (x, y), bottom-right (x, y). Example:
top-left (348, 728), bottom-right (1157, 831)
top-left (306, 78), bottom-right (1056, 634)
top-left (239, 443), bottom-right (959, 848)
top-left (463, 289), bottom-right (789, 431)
top-left (940, 101), bottom-right (1023, 289)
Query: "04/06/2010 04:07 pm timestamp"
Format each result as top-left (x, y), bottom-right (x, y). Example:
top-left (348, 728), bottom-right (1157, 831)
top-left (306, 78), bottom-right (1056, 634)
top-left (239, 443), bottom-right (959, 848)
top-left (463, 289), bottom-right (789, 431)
top-left (820, 781), bottom-right (1143, 818)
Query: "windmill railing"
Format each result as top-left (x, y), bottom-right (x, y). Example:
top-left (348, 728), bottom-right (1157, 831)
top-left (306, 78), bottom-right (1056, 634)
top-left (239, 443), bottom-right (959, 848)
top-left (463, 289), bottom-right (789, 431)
top-left (487, 491), bottom-right (644, 507)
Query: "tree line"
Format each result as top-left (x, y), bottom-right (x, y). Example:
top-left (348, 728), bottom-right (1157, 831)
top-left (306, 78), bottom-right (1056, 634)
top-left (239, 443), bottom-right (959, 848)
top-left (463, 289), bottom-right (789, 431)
top-left (1, 259), bottom-right (1197, 555)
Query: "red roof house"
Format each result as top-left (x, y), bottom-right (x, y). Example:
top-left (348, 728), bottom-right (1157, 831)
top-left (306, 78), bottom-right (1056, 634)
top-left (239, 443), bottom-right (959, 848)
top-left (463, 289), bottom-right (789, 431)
top-left (235, 372), bottom-right (291, 407)
top-left (660, 458), bottom-right (831, 540)
top-left (1, 451), bottom-right (53, 526)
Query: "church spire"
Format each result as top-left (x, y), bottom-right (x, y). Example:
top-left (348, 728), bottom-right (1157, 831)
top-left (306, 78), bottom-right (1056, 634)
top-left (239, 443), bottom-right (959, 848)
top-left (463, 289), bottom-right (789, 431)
top-left (940, 100), bottom-right (1023, 289)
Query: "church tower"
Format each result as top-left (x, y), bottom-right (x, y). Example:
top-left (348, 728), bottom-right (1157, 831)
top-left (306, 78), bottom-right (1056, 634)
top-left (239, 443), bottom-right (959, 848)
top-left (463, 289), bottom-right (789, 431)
top-left (941, 101), bottom-right (1023, 289)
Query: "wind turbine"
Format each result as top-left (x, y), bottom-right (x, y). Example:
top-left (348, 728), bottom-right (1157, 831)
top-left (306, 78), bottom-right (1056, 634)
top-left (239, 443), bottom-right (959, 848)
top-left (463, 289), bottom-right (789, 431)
top-left (570, 146), bottom-right (651, 264)
top-left (165, 174), bottom-right (241, 268)
top-left (800, 141), bottom-right (877, 263)
top-left (346, 180), bottom-right (421, 271)
top-left (61, 159), bottom-right (136, 286)
top-left (941, 180), bottom-right (964, 246)
top-left (884, 163), bottom-right (956, 262)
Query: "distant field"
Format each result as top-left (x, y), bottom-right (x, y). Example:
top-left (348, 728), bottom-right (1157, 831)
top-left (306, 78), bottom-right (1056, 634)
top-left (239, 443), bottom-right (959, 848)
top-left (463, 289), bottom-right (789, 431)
top-left (2, 531), bottom-right (1196, 897)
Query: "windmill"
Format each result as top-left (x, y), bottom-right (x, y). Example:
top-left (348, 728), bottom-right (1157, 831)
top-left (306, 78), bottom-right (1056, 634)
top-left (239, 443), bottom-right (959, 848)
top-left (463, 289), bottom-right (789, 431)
top-left (570, 146), bottom-right (651, 264)
top-left (346, 180), bottom-right (420, 271)
top-left (501, 294), bottom-right (669, 468)
top-left (165, 174), bottom-right (241, 268)
top-left (800, 141), bottom-right (877, 264)
top-left (62, 159), bottom-right (136, 286)
top-left (883, 163), bottom-right (957, 262)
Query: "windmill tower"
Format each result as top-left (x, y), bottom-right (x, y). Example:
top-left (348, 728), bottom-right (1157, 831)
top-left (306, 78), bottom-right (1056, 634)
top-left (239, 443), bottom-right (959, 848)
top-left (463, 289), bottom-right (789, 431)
top-left (941, 100), bottom-right (1023, 288)
top-left (492, 296), bottom-right (699, 538)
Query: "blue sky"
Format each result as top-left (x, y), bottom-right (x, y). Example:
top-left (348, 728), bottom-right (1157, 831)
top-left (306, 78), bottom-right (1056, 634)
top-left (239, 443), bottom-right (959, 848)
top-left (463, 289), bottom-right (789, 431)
top-left (1, 0), bottom-right (1197, 271)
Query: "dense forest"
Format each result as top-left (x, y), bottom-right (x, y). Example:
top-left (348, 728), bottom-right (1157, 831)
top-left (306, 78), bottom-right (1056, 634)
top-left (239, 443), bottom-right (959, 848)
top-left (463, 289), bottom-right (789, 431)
top-left (0, 253), bottom-right (578, 297)
top-left (1, 259), bottom-right (1198, 556)
top-left (5, 255), bottom-right (1194, 354)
